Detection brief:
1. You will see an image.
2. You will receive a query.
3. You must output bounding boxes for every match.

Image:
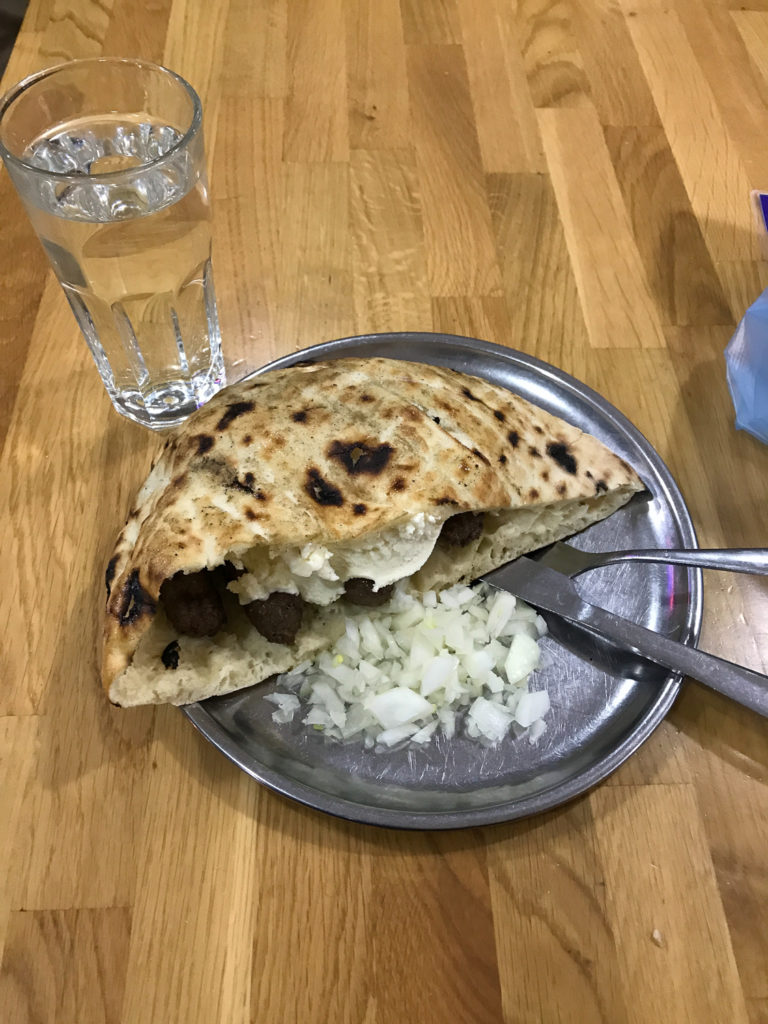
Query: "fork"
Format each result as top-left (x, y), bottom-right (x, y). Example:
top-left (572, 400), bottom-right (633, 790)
top-left (532, 543), bottom-right (768, 578)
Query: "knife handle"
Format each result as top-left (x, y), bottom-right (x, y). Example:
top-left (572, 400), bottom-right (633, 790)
top-left (580, 604), bottom-right (768, 718)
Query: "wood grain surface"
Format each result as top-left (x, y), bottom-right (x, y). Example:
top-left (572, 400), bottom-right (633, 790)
top-left (1, 0), bottom-right (767, 1021)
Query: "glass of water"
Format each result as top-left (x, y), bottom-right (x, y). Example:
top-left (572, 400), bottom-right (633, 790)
top-left (0, 58), bottom-right (225, 430)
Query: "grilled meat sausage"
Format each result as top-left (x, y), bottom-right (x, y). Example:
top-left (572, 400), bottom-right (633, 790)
top-left (439, 511), bottom-right (485, 547)
top-left (343, 577), bottom-right (395, 607)
top-left (245, 591), bottom-right (305, 645)
top-left (160, 570), bottom-right (226, 636)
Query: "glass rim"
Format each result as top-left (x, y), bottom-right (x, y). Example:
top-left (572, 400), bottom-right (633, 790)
top-left (0, 56), bottom-right (203, 182)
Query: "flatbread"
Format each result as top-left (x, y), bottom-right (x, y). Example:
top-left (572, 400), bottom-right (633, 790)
top-left (103, 357), bottom-right (644, 706)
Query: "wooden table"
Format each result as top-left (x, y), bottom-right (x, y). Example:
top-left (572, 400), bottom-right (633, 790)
top-left (2, 1), bottom-right (767, 1021)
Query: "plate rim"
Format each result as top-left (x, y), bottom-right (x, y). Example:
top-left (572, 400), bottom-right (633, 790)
top-left (182, 332), bottom-right (702, 830)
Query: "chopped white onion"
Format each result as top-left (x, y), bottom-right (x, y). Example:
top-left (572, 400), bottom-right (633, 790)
top-left (365, 686), bottom-right (433, 729)
top-left (421, 654), bottom-right (459, 697)
top-left (504, 632), bottom-right (541, 685)
top-left (486, 590), bottom-right (517, 637)
top-left (411, 720), bottom-right (439, 744)
top-left (527, 718), bottom-right (548, 744)
top-left (376, 722), bottom-right (421, 747)
top-left (514, 689), bottom-right (550, 727)
top-left (266, 581), bottom-right (549, 749)
top-left (468, 696), bottom-right (515, 743)
top-left (263, 692), bottom-right (300, 724)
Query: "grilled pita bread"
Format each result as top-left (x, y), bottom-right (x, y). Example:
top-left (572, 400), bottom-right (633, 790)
top-left (103, 357), bottom-right (644, 706)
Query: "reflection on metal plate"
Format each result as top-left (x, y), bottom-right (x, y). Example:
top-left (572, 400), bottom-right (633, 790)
top-left (182, 333), bottom-right (701, 829)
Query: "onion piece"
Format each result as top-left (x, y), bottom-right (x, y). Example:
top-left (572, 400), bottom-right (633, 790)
top-left (365, 687), bottom-right (433, 729)
top-left (504, 632), bottom-right (540, 685)
top-left (468, 696), bottom-right (514, 743)
top-left (514, 690), bottom-right (550, 727)
top-left (376, 723), bottom-right (421, 747)
top-left (264, 692), bottom-right (300, 724)
top-left (421, 654), bottom-right (459, 697)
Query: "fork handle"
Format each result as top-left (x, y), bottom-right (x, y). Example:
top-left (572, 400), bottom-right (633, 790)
top-left (592, 549), bottom-right (768, 575)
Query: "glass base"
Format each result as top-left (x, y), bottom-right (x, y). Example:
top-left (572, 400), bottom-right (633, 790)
top-left (108, 360), bottom-right (226, 430)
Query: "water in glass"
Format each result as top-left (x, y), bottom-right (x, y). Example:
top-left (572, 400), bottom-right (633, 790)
top-left (24, 113), bottom-right (223, 428)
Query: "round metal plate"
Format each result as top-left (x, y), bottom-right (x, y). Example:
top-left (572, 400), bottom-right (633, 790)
top-left (182, 333), bottom-right (701, 829)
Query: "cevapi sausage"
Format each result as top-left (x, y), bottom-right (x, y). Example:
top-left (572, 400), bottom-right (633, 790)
top-left (439, 511), bottom-right (485, 547)
top-left (245, 591), bottom-right (305, 645)
top-left (343, 577), bottom-right (395, 607)
top-left (160, 570), bottom-right (226, 636)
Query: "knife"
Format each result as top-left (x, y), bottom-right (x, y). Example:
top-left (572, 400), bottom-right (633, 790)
top-left (481, 556), bottom-right (768, 718)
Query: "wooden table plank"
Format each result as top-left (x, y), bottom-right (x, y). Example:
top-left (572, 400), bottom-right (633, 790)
top-left (119, 713), bottom-right (258, 1024)
top-left (1, 908), bottom-right (131, 1024)
top-left (406, 43), bottom-right (503, 296)
top-left (538, 106), bottom-right (667, 350)
top-left (488, 801), bottom-right (630, 1024)
top-left (592, 785), bottom-right (752, 1023)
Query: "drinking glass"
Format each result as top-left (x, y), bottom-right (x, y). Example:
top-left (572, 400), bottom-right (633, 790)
top-left (0, 57), bottom-right (225, 429)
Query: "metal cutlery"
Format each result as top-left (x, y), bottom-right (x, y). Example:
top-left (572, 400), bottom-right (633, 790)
top-left (533, 542), bottom-right (768, 578)
top-left (481, 556), bottom-right (768, 718)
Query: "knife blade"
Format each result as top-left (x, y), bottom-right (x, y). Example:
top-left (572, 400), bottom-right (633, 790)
top-left (481, 556), bottom-right (768, 718)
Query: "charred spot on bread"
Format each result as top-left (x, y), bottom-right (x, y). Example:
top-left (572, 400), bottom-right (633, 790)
top-left (216, 401), bottom-right (255, 431)
top-left (161, 640), bottom-right (180, 670)
top-left (195, 434), bottom-right (215, 455)
top-left (390, 477), bottom-right (406, 492)
top-left (508, 430), bottom-right (520, 448)
top-left (353, 503), bottom-right (367, 516)
top-left (494, 410), bottom-right (505, 422)
top-left (528, 446), bottom-right (540, 458)
top-left (291, 410), bottom-right (308, 423)
top-left (595, 479), bottom-right (608, 493)
top-left (462, 387), bottom-right (478, 401)
top-left (327, 440), bottom-right (394, 476)
top-left (472, 447), bottom-right (490, 465)
top-left (305, 468), bottom-right (344, 506)
top-left (230, 473), bottom-right (257, 496)
top-left (116, 570), bottom-right (155, 626)
top-left (105, 555), bottom-right (119, 597)
top-left (499, 453), bottom-right (508, 465)
top-left (546, 441), bottom-right (578, 475)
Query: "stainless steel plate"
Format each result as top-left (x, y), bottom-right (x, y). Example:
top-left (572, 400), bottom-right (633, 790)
top-left (182, 333), bottom-right (701, 829)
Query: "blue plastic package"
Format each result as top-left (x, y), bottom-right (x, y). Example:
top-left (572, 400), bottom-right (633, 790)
top-left (725, 286), bottom-right (768, 445)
